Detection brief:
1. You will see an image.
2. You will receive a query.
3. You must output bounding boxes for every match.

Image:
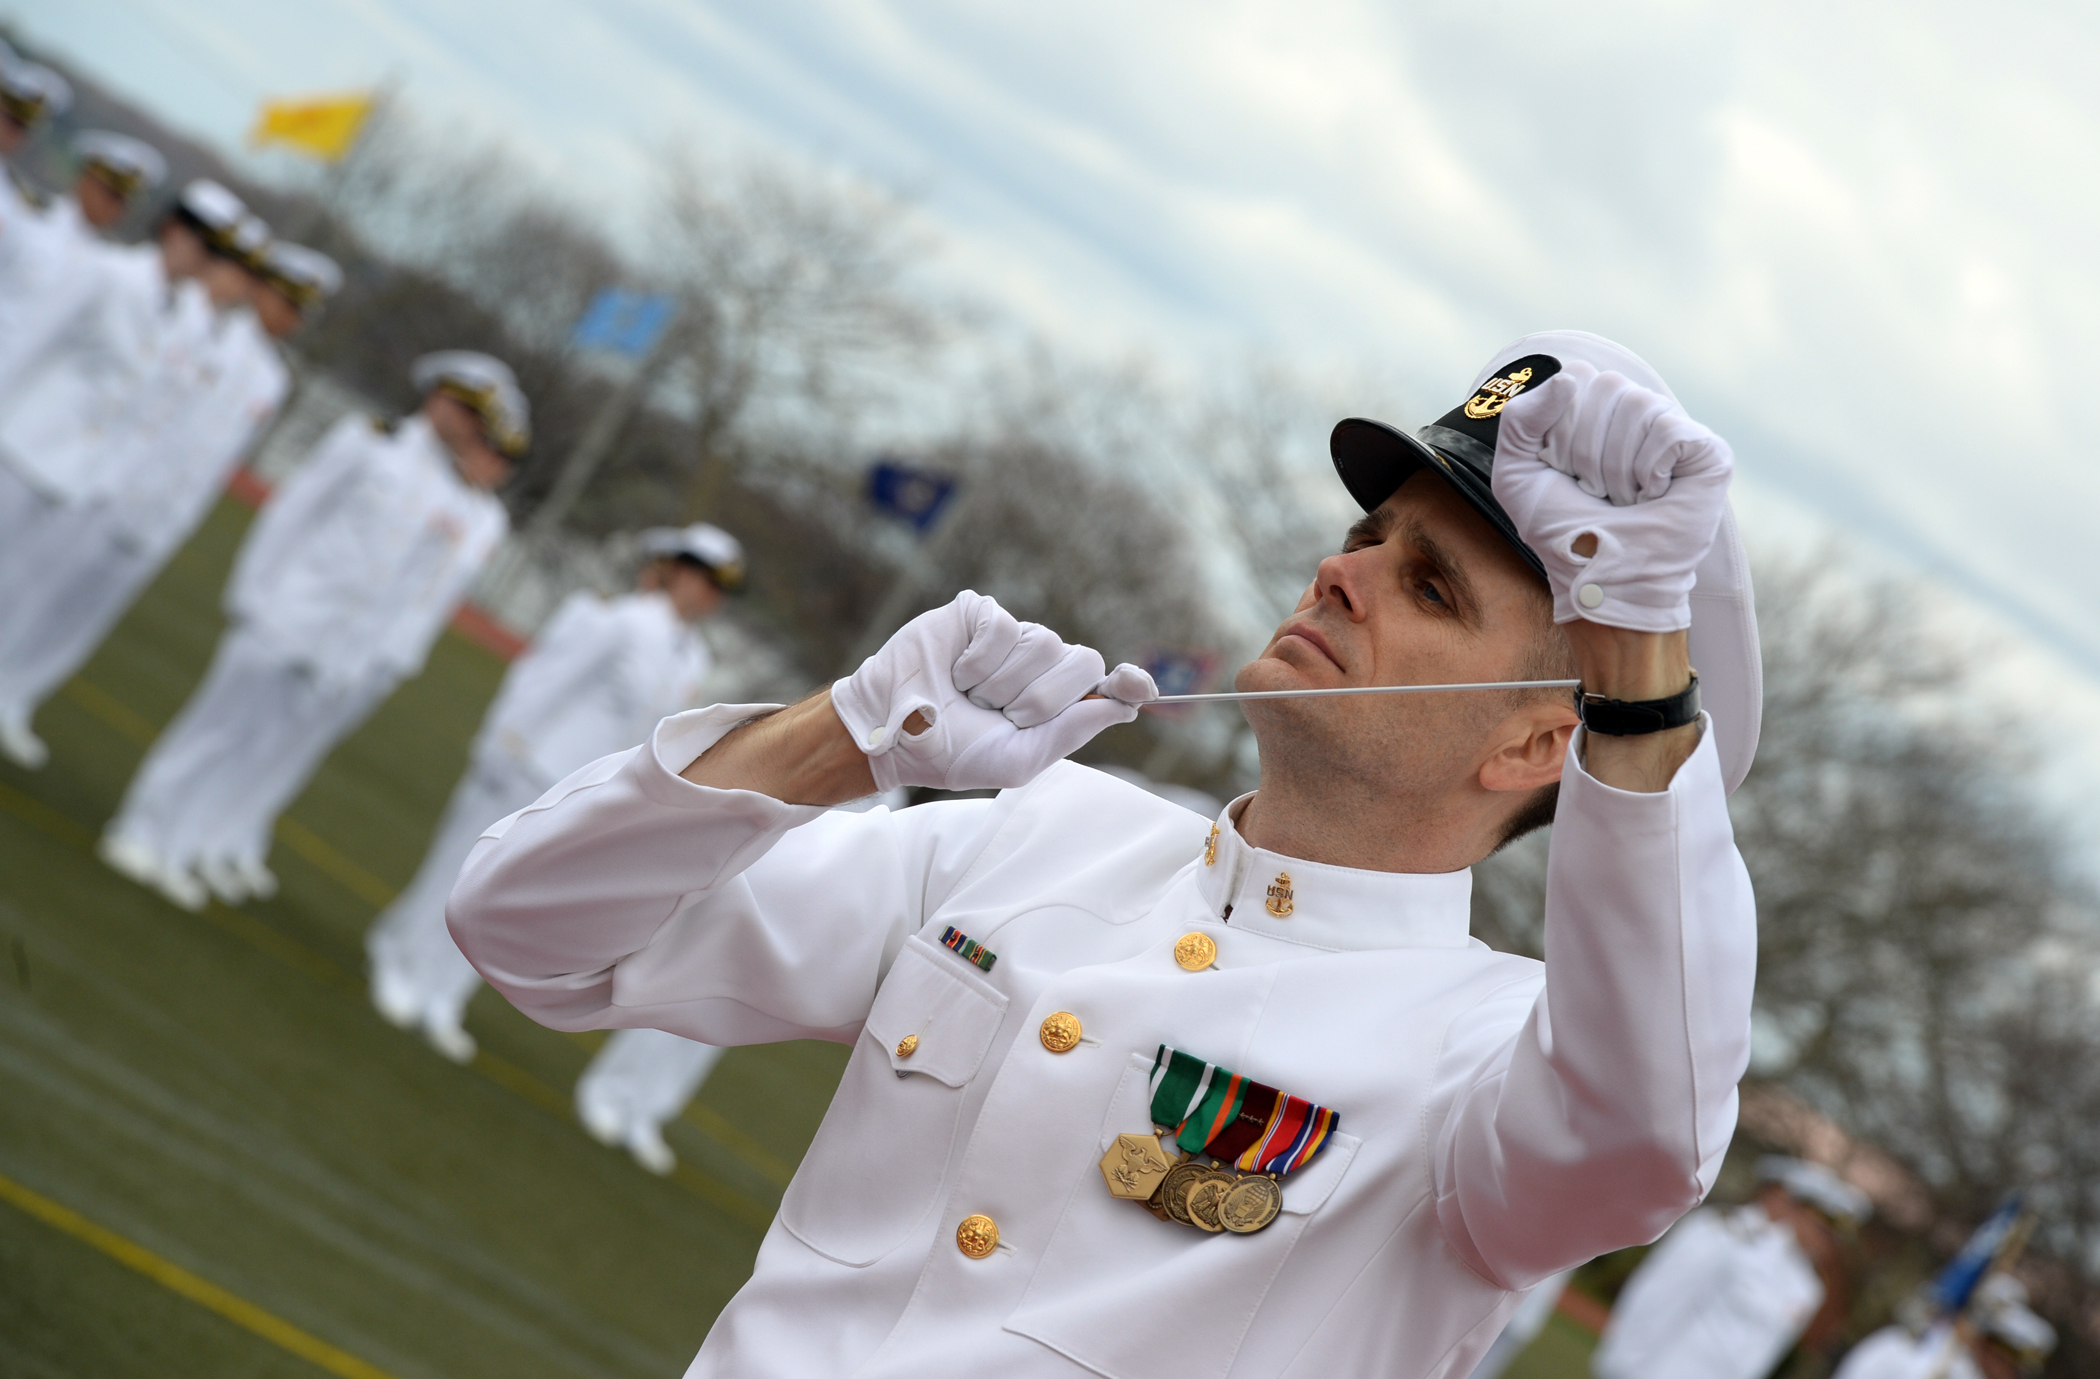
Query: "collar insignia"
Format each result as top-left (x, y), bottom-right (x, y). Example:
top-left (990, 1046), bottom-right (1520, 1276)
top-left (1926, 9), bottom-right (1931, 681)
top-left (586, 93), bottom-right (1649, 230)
top-left (1264, 872), bottom-right (1294, 918)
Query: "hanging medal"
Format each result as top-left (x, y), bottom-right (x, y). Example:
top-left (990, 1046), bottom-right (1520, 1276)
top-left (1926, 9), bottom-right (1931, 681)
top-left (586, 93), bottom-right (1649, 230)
top-left (1105, 1044), bottom-right (1340, 1235)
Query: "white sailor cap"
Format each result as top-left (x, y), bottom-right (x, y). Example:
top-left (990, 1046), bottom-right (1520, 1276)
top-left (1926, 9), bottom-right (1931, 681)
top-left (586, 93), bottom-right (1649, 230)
top-left (0, 60), bottom-right (71, 129)
top-left (75, 131), bottom-right (167, 200)
top-left (175, 179), bottom-right (246, 233)
top-left (410, 351), bottom-right (531, 458)
top-left (639, 522), bottom-right (746, 591)
top-left (1757, 1156), bottom-right (1872, 1225)
top-left (1979, 1300), bottom-right (2057, 1364)
top-left (258, 243), bottom-right (341, 313)
top-left (224, 213), bottom-right (271, 269)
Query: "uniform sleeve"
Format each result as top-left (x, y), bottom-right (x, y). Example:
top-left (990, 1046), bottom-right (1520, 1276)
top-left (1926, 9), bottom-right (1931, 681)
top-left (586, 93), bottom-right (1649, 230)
top-left (1430, 717), bottom-right (1756, 1288)
top-left (227, 413), bottom-right (370, 614)
top-left (448, 703), bottom-right (1005, 1044)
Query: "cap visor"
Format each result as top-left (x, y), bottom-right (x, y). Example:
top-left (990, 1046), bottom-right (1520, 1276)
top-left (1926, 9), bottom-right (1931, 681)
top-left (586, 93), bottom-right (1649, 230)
top-left (1330, 417), bottom-right (1546, 581)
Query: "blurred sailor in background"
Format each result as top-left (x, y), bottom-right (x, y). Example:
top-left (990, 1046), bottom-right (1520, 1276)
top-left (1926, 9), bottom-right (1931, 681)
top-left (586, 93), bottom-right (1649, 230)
top-left (369, 522), bottom-right (739, 1066)
top-left (1593, 1156), bottom-right (1868, 1379)
top-left (0, 177), bottom-right (250, 768)
top-left (1835, 1274), bottom-right (2056, 1379)
top-left (0, 55), bottom-right (68, 179)
top-left (0, 223), bottom-right (334, 769)
top-left (100, 351), bottom-right (523, 910)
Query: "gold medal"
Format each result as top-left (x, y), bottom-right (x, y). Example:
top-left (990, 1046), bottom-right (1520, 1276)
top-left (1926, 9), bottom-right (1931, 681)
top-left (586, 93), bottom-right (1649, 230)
top-left (1185, 1175), bottom-right (1228, 1232)
top-left (1099, 1132), bottom-right (1176, 1200)
top-left (1159, 1160), bottom-right (1209, 1226)
top-left (1219, 1174), bottom-right (1284, 1233)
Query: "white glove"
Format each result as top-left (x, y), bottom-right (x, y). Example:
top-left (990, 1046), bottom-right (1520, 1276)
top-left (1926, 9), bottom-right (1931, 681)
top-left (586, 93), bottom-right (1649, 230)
top-left (830, 590), bottom-right (1157, 792)
top-left (1490, 360), bottom-right (1733, 632)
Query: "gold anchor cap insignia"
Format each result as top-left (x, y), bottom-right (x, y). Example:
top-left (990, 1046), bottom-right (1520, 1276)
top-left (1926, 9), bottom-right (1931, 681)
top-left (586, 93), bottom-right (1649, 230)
top-left (1462, 365), bottom-right (1534, 420)
top-left (1264, 872), bottom-right (1294, 918)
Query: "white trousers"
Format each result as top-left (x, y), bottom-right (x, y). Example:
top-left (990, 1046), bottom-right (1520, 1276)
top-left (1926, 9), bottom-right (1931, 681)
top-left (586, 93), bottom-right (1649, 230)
top-left (574, 1028), bottom-right (725, 1140)
top-left (106, 627), bottom-right (397, 870)
top-left (0, 463), bottom-right (61, 625)
top-left (0, 499), bottom-right (161, 718)
top-left (366, 762), bottom-right (544, 1031)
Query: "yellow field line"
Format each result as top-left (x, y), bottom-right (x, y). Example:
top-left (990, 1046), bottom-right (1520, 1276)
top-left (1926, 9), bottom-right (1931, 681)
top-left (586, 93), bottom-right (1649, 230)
top-left (0, 1168), bottom-right (400, 1379)
top-left (60, 678), bottom-right (157, 746)
top-left (274, 816), bottom-right (398, 909)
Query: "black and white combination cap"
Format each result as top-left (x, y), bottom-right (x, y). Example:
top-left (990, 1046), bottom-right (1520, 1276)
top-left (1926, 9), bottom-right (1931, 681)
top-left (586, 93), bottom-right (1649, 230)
top-left (224, 213), bottom-right (271, 270)
top-left (174, 179), bottom-right (247, 238)
top-left (639, 522), bottom-right (746, 592)
top-left (258, 243), bottom-right (342, 313)
top-left (1755, 1155), bottom-right (1871, 1226)
top-left (409, 350), bottom-right (531, 458)
top-left (0, 60), bottom-right (71, 130)
top-left (75, 130), bottom-right (166, 200)
top-left (1330, 329), bottom-right (1762, 794)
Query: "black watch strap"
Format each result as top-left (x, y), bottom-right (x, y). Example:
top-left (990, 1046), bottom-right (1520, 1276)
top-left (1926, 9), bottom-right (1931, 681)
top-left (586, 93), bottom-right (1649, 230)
top-left (1577, 672), bottom-right (1700, 736)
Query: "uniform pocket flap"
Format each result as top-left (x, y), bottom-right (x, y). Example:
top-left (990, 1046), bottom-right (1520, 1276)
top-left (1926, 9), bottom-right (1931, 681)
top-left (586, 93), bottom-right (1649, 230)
top-left (1279, 1130), bottom-right (1358, 1215)
top-left (864, 935), bottom-right (1009, 1088)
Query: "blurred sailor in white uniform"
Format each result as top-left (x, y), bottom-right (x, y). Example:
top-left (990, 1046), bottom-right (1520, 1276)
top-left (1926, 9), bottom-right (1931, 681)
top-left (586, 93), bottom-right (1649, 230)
top-left (0, 55), bottom-right (68, 213)
top-left (1593, 1156), bottom-right (1867, 1379)
top-left (1836, 1275), bottom-right (2056, 1379)
top-left (0, 194), bottom-right (301, 768)
top-left (368, 523), bottom-right (740, 1067)
top-left (100, 351), bottom-right (523, 911)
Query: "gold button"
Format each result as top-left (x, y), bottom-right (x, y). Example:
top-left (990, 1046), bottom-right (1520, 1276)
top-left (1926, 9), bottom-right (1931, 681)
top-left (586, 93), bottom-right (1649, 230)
top-left (1039, 1011), bottom-right (1082, 1053)
top-left (895, 1034), bottom-right (919, 1059)
top-left (956, 1213), bottom-right (999, 1259)
top-left (1174, 932), bottom-right (1217, 972)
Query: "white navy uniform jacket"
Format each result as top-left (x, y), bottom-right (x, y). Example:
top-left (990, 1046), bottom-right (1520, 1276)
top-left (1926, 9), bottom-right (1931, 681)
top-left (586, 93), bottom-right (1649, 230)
top-left (0, 194), bottom-right (108, 399)
top-left (1591, 1203), bottom-right (1823, 1379)
top-left (472, 589), bottom-right (712, 790)
top-left (107, 303), bottom-right (286, 560)
top-left (227, 412), bottom-right (506, 687)
top-left (1833, 1327), bottom-right (1981, 1379)
top-left (449, 706), bottom-right (1756, 1379)
top-left (0, 242), bottom-right (199, 504)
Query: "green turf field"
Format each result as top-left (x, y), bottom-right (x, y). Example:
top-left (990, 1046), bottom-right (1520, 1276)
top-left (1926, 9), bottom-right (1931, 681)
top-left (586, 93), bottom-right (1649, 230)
top-left (0, 494), bottom-right (1594, 1378)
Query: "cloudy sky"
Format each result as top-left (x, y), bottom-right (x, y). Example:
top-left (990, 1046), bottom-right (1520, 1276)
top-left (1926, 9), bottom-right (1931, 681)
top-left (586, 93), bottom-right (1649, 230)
top-left (17, 2), bottom-right (2100, 754)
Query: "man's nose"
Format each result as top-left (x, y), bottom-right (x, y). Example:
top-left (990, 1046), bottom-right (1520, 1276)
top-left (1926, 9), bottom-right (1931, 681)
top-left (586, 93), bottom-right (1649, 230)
top-left (1312, 549), bottom-right (1370, 622)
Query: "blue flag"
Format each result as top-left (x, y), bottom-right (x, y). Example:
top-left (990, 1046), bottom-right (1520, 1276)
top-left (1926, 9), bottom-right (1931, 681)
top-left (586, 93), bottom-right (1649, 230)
top-left (571, 289), bottom-right (677, 358)
top-left (867, 460), bottom-right (958, 534)
top-left (1928, 1195), bottom-right (2025, 1314)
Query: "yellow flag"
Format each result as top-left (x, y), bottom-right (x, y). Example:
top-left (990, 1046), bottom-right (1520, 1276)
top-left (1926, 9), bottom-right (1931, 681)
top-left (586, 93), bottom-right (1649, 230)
top-left (249, 93), bottom-right (374, 162)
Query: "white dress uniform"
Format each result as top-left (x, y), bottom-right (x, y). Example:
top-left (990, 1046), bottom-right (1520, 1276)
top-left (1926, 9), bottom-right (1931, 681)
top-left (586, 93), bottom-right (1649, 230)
top-left (1469, 1270), bottom-right (1572, 1379)
top-left (448, 701), bottom-right (1756, 1379)
top-left (1591, 1203), bottom-right (1824, 1379)
top-left (104, 411), bottom-right (506, 881)
top-left (1833, 1327), bottom-right (1982, 1379)
top-left (368, 588), bottom-right (711, 1056)
top-left (0, 246), bottom-right (221, 725)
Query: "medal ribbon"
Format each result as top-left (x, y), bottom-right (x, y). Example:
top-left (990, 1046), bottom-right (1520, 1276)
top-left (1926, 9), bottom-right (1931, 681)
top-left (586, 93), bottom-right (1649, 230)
top-left (1149, 1045), bottom-right (1338, 1174)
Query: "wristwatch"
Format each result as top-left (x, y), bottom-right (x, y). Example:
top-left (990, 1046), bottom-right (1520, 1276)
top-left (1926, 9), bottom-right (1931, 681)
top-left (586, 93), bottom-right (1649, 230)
top-left (1576, 672), bottom-right (1700, 736)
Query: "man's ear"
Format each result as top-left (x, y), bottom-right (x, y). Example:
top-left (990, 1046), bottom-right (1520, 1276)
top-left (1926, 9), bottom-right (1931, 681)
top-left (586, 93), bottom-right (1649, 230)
top-left (1478, 700), bottom-right (1579, 794)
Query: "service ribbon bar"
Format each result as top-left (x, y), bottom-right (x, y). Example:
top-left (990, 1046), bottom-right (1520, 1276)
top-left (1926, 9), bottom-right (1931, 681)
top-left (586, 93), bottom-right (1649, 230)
top-left (939, 925), bottom-right (996, 973)
top-left (1147, 1044), bottom-right (1338, 1174)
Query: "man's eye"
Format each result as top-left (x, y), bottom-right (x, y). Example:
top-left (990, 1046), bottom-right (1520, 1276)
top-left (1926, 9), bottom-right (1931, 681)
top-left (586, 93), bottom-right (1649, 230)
top-left (1419, 581), bottom-right (1446, 606)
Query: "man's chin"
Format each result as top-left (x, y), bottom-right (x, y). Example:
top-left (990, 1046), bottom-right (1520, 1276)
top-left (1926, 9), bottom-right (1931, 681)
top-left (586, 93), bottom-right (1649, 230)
top-left (1234, 653), bottom-right (1330, 696)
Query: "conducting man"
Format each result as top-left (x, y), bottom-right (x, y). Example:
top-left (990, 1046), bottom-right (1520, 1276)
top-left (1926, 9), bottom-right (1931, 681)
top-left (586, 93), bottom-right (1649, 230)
top-left (101, 352), bottom-right (523, 910)
top-left (450, 331), bottom-right (1761, 1378)
top-left (1592, 1156), bottom-right (1869, 1379)
top-left (368, 523), bottom-right (741, 1066)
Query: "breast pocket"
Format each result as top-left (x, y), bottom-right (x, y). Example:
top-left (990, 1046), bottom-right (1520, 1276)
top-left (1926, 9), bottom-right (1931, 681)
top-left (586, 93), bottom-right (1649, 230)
top-left (1004, 1052), bottom-right (1360, 1379)
top-left (777, 936), bottom-right (1009, 1266)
